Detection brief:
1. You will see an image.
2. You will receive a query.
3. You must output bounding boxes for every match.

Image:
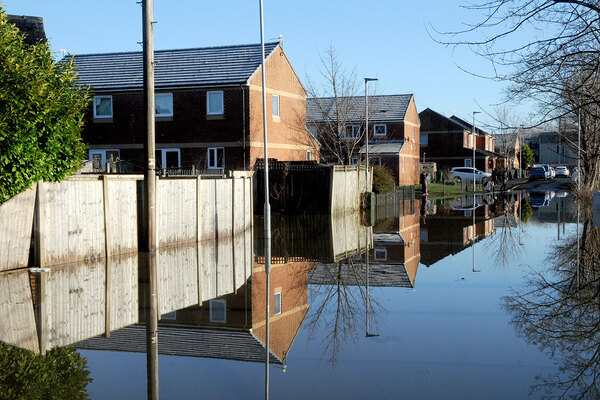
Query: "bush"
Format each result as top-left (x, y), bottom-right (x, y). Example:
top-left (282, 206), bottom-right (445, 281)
top-left (0, 8), bottom-right (89, 204)
top-left (372, 166), bottom-right (395, 193)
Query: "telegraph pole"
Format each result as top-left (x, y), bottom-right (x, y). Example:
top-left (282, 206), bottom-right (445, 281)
top-left (258, 1), bottom-right (272, 398)
top-left (142, 0), bottom-right (158, 398)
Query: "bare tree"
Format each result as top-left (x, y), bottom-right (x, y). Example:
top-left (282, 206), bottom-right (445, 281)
top-left (433, 0), bottom-right (600, 188)
top-left (305, 45), bottom-right (378, 165)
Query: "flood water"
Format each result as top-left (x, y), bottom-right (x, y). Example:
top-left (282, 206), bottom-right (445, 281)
top-left (1, 189), bottom-right (594, 399)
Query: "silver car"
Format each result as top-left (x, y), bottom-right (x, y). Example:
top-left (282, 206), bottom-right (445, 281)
top-left (449, 167), bottom-right (491, 183)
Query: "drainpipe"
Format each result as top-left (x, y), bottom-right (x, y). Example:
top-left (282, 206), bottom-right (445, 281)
top-left (241, 85), bottom-right (247, 170)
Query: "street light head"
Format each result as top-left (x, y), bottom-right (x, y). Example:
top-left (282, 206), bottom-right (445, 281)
top-left (364, 77), bottom-right (378, 82)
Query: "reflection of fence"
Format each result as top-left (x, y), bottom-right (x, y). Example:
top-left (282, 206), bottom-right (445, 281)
top-left (373, 187), bottom-right (415, 219)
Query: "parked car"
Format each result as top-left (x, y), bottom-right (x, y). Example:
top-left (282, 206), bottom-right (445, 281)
top-left (539, 164), bottom-right (553, 179)
top-left (555, 166), bottom-right (570, 177)
top-left (529, 166), bottom-right (549, 180)
top-left (449, 167), bottom-right (491, 183)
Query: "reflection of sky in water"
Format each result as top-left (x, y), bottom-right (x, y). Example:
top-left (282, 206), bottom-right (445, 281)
top-left (80, 211), bottom-right (579, 400)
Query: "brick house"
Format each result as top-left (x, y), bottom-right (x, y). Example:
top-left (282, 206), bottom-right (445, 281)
top-left (307, 94), bottom-right (421, 186)
top-left (72, 41), bottom-right (318, 172)
top-left (419, 108), bottom-right (499, 173)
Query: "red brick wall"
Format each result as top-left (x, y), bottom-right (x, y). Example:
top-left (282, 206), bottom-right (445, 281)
top-left (248, 46), bottom-right (318, 168)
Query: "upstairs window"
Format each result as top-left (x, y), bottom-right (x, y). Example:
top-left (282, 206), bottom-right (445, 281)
top-left (420, 133), bottom-right (428, 146)
top-left (343, 125), bottom-right (361, 139)
top-left (207, 91), bottom-right (224, 115)
top-left (306, 150), bottom-right (312, 161)
top-left (155, 93), bottom-right (173, 117)
top-left (374, 124), bottom-right (387, 137)
top-left (93, 96), bottom-right (113, 119)
top-left (208, 147), bottom-right (225, 169)
top-left (272, 94), bottom-right (280, 117)
top-left (274, 292), bottom-right (282, 315)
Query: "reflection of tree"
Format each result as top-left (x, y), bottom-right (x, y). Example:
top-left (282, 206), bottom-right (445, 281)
top-left (0, 343), bottom-right (91, 399)
top-left (486, 196), bottom-right (525, 269)
top-left (503, 210), bottom-right (600, 399)
top-left (305, 257), bottom-right (382, 365)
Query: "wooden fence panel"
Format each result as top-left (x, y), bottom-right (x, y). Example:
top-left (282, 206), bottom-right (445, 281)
top-left (107, 179), bottom-right (139, 256)
top-left (0, 187), bottom-right (36, 271)
top-left (157, 245), bottom-right (199, 315)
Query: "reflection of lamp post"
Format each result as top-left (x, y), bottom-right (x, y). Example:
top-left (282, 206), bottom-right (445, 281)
top-left (365, 78), bottom-right (378, 193)
top-left (365, 228), bottom-right (379, 338)
top-left (472, 111), bottom-right (480, 191)
top-left (423, 152), bottom-right (426, 163)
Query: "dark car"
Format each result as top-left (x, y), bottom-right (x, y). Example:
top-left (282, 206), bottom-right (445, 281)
top-left (529, 166), bottom-right (548, 180)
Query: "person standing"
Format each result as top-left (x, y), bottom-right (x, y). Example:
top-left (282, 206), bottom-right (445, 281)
top-left (420, 171), bottom-right (428, 195)
top-left (501, 169), bottom-right (509, 192)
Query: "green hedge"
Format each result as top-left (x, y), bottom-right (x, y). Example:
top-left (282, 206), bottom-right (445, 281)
top-left (0, 8), bottom-right (89, 204)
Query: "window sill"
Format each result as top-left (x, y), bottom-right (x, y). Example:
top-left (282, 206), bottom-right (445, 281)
top-left (272, 116), bottom-right (280, 122)
top-left (93, 118), bottom-right (113, 123)
top-left (207, 114), bottom-right (224, 120)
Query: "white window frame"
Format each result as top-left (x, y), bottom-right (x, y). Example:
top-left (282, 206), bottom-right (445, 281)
top-left (89, 149), bottom-right (120, 169)
top-left (208, 147), bottom-right (225, 169)
top-left (306, 150), bottom-right (312, 161)
top-left (374, 248), bottom-right (387, 261)
top-left (351, 157), bottom-right (361, 165)
top-left (464, 159), bottom-right (472, 167)
top-left (156, 148), bottom-right (181, 169)
top-left (272, 94), bottom-right (280, 118)
top-left (206, 91), bottom-right (224, 115)
top-left (342, 125), bottom-right (361, 139)
top-left (93, 95), bottom-right (113, 119)
top-left (274, 292), bottom-right (282, 315)
top-left (155, 93), bottom-right (173, 117)
top-left (209, 300), bottom-right (227, 323)
top-left (373, 124), bottom-right (387, 137)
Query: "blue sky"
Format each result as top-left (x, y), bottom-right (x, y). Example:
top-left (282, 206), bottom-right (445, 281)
top-left (5, 0), bottom-right (529, 131)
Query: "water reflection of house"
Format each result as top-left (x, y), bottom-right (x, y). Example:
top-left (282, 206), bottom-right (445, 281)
top-left (75, 256), bottom-right (313, 367)
top-left (310, 199), bottom-right (421, 288)
top-left (419, 196), bottom-right (496, 267)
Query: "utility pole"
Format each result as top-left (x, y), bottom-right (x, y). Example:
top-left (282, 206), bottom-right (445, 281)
top-left (142, 0), bottom-right (158, 399)
top-left (258, 1), bottom-right (271, 399)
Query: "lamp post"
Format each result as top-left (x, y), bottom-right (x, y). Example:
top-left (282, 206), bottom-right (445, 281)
top-left (472, 111), bottom-right (480, 192)
top-left (365, 78), bottom-right (378, 193)
top-left (519, 125), bottom-right (523, 178)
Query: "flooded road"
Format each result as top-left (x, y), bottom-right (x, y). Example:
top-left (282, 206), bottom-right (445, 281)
top-left (0, 190), bottom-right (591, 399)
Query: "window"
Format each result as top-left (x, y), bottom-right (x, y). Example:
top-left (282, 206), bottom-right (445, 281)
top-left (351, 157), bottom-right (361, 165)
top-left (210, 300), bottom-right (226, 323)
top-left (374, 124), bottom-right (387, 136)
top-left (420, 133), bottom-right (428, 146)
top-left (93, 96), bottom-right (113, 118)
top-left (412, 126), bottom-right (415, 141)
top-left (343, 125), bottom-right (361, 139)
top-left (420, 230), bottom-right (428, 242)
top-left (208, 147), bottom-right (225, 169)
top-left (274, 292), bottom-right (282, 315)
top-left (89, 149), bottom-right (120, 170)
top-left (374, 248), bottom-right (387, 261)
top-left (402, 156), bottom-right (405, 171)
top-left (272, 94), bottom-right (280, 117)
top-left (464, 159), bottom-right (472, 167)
top-left (155, 93), bottom-right (173, 117)
top-left (207, 91), bottom-right (224, 115)
top-left (155, 149), bottom-right (180, 169)
top-left (306, 150), bottom-right (312, 161)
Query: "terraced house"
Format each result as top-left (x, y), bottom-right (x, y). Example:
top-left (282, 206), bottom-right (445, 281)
top-left (306, 94), bottom-right (421, 186)
top-left (72, 41), bottom-right (318, 173)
